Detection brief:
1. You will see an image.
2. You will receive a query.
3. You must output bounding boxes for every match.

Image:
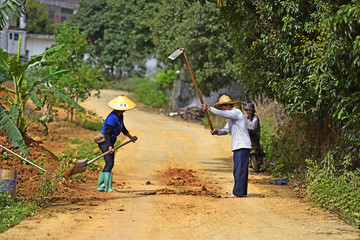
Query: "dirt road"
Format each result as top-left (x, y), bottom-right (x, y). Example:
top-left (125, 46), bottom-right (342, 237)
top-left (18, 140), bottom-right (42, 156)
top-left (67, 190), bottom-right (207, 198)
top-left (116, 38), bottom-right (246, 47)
top-left (1, 89), bottom-right (359, 240)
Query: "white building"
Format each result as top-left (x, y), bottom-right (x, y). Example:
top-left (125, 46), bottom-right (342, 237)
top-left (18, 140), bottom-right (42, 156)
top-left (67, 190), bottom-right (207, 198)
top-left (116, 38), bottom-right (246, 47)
top-left (25, 34), bottom-right (55, 57)
top-left (0, 0), bottom-right (78, 59)
top-left (0, 29), bottom-right (55, 59)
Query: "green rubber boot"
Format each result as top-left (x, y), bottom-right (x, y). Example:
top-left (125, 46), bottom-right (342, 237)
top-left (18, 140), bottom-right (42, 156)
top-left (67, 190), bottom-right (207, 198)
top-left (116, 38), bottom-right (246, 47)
top-left (97, 172), bottom-right (106, 191)
top-left (103, 172), bottom-right (116, 192)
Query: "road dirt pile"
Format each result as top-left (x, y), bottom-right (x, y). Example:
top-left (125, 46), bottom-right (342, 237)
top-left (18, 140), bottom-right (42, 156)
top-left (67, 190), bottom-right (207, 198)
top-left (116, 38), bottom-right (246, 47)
top-left (155, 167), bottom-right (222, 198)
top-left (0, 134), bottom-right (60, 198)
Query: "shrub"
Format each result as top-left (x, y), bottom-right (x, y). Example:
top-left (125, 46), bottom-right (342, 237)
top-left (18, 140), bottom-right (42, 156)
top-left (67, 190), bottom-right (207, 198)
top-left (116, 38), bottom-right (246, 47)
top-left (0, 193), bottom-right (36, 233)
top-left (31, 175), bottom-right (56, 205)
top-left (306, 154), bottom-right (360, 228)
top-left (120, 76), bottom-right (170, 108)
top-left (74, 110), bottom-right (103, 131)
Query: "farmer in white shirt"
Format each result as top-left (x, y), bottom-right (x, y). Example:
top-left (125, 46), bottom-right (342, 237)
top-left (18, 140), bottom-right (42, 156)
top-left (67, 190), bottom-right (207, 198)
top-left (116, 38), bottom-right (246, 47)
top-left (202, 95), bottom-right (252, 198)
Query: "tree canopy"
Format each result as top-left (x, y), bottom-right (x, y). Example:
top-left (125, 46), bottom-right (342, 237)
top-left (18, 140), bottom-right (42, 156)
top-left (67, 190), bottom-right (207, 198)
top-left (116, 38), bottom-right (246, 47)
top-left (211, 0), bottom-right (360, 160)
top-left (151, 0), bottom-right (237, 95)
top-left (70, 0), bottom-right (237, 93)
top-left (70, 0), bottom-right (158, 78)
top-left (25, 0), bottom-right (53, 34)
top-left (68, 0), bottom-right (360, 160)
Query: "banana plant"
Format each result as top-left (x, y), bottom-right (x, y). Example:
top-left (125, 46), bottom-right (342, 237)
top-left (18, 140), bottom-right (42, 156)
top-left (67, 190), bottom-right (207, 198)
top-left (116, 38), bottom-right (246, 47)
top-left (0, 38), bottom-right (84, 154)
top-left (0, 0), bottom-right (26, 29)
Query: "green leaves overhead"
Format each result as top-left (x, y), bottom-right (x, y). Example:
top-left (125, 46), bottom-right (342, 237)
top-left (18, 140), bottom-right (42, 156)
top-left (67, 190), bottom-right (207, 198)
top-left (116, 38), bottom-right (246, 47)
top-left (214, 0), bottom-right (360, 158)
top-left (0, 0), bottom-right (26, 29)
top-left (70, 0), bottom-right (237, 93)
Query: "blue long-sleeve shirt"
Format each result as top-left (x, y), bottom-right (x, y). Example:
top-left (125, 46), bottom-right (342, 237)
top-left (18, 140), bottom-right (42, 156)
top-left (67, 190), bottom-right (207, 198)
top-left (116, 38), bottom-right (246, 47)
top-left (101, 111), bottom-right (129, 147)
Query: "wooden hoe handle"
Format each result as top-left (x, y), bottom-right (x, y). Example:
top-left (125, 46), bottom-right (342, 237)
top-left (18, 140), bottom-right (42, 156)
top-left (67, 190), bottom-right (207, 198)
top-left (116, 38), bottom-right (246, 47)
top-left (182, 52), bottom-right (214, 131)
top-left (87, 139), bottom-right (134, 165)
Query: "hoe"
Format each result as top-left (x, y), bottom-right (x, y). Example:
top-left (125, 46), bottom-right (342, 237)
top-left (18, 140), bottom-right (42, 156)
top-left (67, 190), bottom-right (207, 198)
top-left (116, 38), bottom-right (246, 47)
top-left (63, 139), bottom-right (133, 178)
top-left (168, 48), bottom-right (214, 131)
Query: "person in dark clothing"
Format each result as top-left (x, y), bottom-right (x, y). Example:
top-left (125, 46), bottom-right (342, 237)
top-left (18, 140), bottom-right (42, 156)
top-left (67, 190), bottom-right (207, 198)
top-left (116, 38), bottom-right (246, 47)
top-left (97, 94), bottom-right (137, 192)
top-left (245, 102), bottom-right (263, 162)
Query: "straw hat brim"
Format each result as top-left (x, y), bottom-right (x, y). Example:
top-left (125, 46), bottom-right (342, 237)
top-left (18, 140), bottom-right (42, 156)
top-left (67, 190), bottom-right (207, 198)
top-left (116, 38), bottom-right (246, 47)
top-left (108, 95), bottom-right (136, 111)
top-left (213, 100), bottom-right (238, 109)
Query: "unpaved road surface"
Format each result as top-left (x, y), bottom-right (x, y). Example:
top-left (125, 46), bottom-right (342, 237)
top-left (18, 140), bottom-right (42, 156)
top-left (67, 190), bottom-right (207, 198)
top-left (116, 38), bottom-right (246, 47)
top-left (1, 89), bottom-right (359, 240)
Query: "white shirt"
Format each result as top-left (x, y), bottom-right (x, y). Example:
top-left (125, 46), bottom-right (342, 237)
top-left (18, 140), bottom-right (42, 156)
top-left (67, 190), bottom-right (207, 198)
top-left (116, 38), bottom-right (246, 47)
top-left (210, 106), bottom-right (252, 151)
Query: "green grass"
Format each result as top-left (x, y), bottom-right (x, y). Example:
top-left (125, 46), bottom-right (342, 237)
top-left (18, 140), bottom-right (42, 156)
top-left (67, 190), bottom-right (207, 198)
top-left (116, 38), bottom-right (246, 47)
top-left (0, 193), bottom-right (37, 233)
top-left (74, 110), bottom-right (103, 131)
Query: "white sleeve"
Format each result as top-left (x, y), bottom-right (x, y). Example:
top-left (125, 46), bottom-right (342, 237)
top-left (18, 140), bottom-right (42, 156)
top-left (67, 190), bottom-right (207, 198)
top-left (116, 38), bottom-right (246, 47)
top-left (217, 120), bottom-right (230, 135)
top-left (209, 107), bottom-right (240, 120)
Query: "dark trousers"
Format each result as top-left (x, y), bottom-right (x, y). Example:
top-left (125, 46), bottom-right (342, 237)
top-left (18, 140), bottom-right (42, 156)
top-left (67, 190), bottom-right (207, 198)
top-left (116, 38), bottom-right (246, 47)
top-left (233, 148), bottom-right (251, 195)
top-left (98, 141), bottom-right (116, 172)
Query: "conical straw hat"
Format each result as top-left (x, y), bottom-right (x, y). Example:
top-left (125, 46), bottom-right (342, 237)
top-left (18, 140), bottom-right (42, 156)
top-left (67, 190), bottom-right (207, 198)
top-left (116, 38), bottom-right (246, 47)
top-left (213, 95), bottom-right (238, 109)
top-left (108, 95), bottom-right (136, 111)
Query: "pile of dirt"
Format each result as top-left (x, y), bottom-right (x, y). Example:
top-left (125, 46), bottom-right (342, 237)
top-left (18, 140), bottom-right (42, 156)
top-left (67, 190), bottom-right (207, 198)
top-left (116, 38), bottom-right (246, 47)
top-left (161, 168), bottom-right (222, 198)
top-left (0, 135), bottom-right (60, 197)
top-left (165, 168), bottom-right (202, 186)
top-left (0, 121), bottom-right (98, 202)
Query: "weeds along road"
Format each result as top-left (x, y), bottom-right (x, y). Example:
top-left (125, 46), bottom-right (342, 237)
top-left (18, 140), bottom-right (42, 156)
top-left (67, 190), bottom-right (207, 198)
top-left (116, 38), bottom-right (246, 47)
top-left (1, 89), bottom-right (359, 240)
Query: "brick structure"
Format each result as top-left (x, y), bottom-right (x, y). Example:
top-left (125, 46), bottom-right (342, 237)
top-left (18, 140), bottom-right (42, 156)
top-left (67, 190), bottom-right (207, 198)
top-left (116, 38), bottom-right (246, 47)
top-left (39, 0), bottom-right (79, 24)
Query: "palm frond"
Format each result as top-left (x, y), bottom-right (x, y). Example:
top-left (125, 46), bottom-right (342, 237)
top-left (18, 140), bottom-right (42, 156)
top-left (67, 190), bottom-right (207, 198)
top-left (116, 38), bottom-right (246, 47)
top-left (0, 0), bottom-right (26, 29)
top-left (30, 69), bottom-right (69, 90)
top-left (0, 109), bottom-right (29, 154)
top-left (0, 48), bottom-right (11, 67)
top-left (9, 104), bottom-right (19, 123)
top-left (0, 103), bottom-right (5, 111)
top-left (27, 91), bottom-right (43, 109)
top-left (40, 88), bottom-right (85, 112)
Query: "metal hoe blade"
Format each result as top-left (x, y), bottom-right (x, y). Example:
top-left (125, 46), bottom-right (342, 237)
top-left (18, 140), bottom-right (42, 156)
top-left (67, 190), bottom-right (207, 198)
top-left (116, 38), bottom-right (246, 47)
top-left (168, 48), bottom-right (184, 61)
top-left (68, 159), bottom-right (88, 175)
top-left (64, 139), bottom-right (134, 177)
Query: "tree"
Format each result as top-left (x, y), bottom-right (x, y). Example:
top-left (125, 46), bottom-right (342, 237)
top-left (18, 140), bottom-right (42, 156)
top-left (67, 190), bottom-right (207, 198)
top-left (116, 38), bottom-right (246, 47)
top-left (45, 23), bottom-right (105, 121)
top-left (210, 0), bottom-right (360, 160)
top-left (0, 0), bottom-right (26, 29)
top-left (70, 0), bottom-right (159, 79)
top-left (25, 0), bottom-right (53, 34)
top-left (0, 38), bottom-right (83, 154)
top-left (151, 0), bottom-right (238, 95)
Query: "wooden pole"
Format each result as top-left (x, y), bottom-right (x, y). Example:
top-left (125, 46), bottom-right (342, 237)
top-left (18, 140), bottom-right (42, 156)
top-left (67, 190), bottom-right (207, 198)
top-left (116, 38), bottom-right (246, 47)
top-left (182, 52), bottom-right (214, 131)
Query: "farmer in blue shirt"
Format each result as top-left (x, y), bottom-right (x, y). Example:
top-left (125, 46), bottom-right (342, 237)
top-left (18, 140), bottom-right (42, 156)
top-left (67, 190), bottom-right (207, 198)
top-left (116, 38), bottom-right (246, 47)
top-left (97, 95), bottom-right (137, 192)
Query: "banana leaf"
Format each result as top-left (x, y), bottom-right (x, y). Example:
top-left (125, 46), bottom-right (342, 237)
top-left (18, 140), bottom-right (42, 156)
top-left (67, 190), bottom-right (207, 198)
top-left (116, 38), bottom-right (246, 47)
top-left (0, 0), bottom-right (26, 29)
top-left (0, 107), bottom-right (29, 155)
top-left (40, 88), bottom-right (85, 112)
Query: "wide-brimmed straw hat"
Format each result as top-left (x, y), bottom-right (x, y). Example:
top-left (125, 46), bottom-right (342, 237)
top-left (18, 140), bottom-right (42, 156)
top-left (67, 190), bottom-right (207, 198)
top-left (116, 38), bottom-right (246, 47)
top-left (108, 95), bottom-right (136, 111)
top-left (213, 95), bottom-right (238, 109)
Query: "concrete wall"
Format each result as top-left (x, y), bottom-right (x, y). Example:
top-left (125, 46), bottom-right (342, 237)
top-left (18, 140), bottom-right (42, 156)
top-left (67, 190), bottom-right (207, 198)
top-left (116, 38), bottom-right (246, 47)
top-left (25, 34), bottom-right (55, 57)
top-left (170, 66), bottom-right (244, 111)
top-left (5, 30), bottom-right (26, 57)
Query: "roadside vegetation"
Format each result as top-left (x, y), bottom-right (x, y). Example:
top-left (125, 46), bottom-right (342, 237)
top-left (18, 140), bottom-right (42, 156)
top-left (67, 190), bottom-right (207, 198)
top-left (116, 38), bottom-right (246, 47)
top-left (0, 193), bottom-right (36, 233)
top-left (117, 69), bottom-right (178, 108)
